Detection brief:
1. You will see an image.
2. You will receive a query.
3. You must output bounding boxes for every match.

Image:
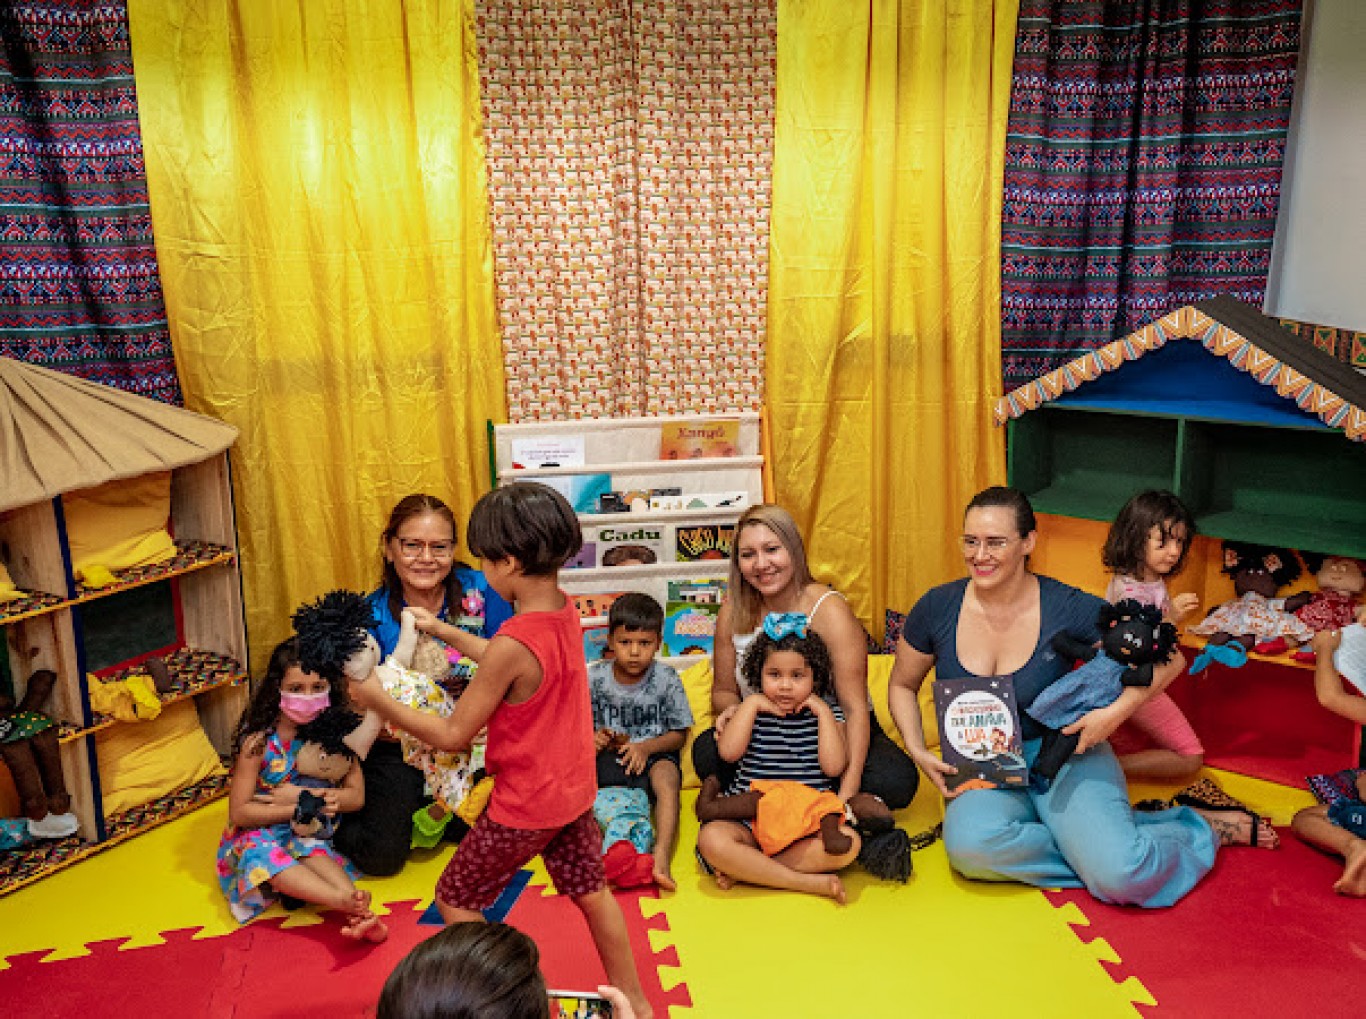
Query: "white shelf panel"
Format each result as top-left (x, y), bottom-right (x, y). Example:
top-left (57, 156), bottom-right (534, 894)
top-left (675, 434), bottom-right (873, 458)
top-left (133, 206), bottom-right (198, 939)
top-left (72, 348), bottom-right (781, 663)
top-left (577, 506), bottom-right (746, 526)
top-left (564, 559), bottom-right (731, 582)
top-left (500, 455), bottom-right (763, 481)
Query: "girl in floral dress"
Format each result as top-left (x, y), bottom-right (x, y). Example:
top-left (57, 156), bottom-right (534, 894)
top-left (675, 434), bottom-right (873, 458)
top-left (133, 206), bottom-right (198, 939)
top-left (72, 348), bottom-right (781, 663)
top-left (215, 638), bottom-right (386, 941)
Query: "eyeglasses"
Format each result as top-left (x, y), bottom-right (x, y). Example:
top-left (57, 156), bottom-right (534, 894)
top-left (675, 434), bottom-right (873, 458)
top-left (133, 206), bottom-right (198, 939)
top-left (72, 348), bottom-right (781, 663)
top-left (961, 536), bottom-right (1015, 555)
top-left (396, 538), bottom-right (455, 560)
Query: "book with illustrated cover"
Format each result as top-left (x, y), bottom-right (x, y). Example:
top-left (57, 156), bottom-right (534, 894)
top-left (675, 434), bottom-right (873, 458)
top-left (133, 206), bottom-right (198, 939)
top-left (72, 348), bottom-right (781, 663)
top-left (932, 675), bottom-right (1029, 791)
top-left (675, 523), bottom-right (735, 562)
top-left (666, 577), bottom-right (726, 605)
top-left (590, 524), bottom-right (666, 568)
top-left (566, 542), bottom-right (597, 570)
top-left (659, 419), bottom-right (740, 460)
top-left (541, 473), bottom-right (614, 514)
top-left (572, 591), bottom-right (630, 619)
top-left (662, 600), bottom-right (720, 657)
top-left (582, 623), bottom-right (611, 663)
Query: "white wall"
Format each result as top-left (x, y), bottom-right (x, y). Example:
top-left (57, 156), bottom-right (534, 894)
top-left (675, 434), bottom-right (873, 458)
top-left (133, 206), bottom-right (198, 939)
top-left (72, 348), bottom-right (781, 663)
top-left (1265, 0), bottom-right (1366, 332)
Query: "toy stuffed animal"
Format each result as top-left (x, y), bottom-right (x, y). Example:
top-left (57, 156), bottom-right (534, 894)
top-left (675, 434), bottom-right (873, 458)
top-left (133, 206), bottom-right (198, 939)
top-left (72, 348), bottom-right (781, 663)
top-left (1028, 599), bottom-right (1178, 788)
top-left (1188, 541), bottom-right (1312, 662)
top-left (694, 776), bottom-right (914, 882)
top-left (1284, 553), bottom-right (1366, 661)
top-left (289, 706), bottom-right (363, 840)
top-left (0, 669), bottom-right (78, 841)
top-left (292, 590), bottom-right (488, 842)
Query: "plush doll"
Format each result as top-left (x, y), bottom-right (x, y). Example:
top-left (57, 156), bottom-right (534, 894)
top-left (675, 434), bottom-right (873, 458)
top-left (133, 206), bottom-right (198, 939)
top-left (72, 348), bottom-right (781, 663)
top-left (292, 590), bottom-right (488, 845)
top-left (0, 668), bottom-right (78, 842)
top-left (1187, 541), bottom-right (1313, 664)
top-left (1028, 599), bottom-right (1178, 789)
top-left (289, 706), bottom-right (363, 840)
top-left (1284, 553), bottom-right (1366, 662)
top-left (694, 776), bottom-right (914, 882)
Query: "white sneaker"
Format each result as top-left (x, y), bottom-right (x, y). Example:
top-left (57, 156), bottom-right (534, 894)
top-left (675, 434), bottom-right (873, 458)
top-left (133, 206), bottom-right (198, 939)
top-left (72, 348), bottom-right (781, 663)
top-left (28, 812), bottom-right (78, 838)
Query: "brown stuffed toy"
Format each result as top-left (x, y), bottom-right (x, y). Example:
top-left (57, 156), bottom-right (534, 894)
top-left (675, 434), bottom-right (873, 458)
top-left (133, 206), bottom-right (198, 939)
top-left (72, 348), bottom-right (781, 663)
top-left (0, 669), bottom-right (78, 840)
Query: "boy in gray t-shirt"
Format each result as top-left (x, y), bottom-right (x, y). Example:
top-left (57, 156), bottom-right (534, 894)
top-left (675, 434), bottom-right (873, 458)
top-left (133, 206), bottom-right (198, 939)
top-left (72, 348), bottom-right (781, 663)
top-left (589, 593), bottom-right (693, 889)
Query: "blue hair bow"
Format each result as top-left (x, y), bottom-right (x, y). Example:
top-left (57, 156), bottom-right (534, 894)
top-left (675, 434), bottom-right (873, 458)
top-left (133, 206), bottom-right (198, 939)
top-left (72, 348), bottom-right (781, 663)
top-left (763, 612), bottom-right (808, 641)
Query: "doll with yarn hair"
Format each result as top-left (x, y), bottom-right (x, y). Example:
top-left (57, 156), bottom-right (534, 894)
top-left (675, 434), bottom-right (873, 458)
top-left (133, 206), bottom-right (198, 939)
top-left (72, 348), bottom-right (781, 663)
top-left (1188, 541), bottom-right (1313, 668)
top-left (1285, 553), bottom-right (1366, 662)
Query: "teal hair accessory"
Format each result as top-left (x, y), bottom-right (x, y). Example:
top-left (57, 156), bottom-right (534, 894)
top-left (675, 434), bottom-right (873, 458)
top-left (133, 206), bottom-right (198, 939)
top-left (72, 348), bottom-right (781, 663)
top-left (763, 612), bottom-right (808, 640)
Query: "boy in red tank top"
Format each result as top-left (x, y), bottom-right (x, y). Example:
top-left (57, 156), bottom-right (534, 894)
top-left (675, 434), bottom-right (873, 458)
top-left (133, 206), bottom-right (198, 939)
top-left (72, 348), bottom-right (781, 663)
top-left (349, 483), bottom-right (651, 1018)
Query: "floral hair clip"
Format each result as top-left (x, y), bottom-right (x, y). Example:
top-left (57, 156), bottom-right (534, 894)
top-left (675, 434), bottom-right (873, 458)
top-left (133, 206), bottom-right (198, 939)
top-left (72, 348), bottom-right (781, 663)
top-left (763, 612), bottom-right (808, 641)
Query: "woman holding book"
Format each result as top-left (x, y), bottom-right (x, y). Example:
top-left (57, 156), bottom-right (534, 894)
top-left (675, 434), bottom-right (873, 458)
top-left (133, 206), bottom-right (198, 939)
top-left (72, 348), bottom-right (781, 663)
top-left (694, 504), bottom-right (919, 808)
top-left (885, 487), bottom-right (1244, 908)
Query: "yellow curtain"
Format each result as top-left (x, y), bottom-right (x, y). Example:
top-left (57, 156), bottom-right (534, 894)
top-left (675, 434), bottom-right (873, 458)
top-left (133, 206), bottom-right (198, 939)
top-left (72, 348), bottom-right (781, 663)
top-left (128, 0), bottom-right (504, 669)
top-left (768, 0), bottom-right (1017, 633)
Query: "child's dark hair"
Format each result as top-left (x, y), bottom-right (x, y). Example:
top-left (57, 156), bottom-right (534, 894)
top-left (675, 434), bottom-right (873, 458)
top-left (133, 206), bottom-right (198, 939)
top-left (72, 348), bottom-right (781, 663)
top-left (609, 591), bottom-right (664, 634)
top-left (379, 493), bottom-right (471, 628)
top-left (296, 706), bottom-right (363, 761)
top-left (1102, 490), bottom-right (1196, 578)
top-left (965, 486), bottom-right (1036, 536)
top-left (1221, 540), bottom-right (1302, 587)
top-left (741, 628), bottom-right (835, 699)
top-left (376, 921), bottom-right (549, 1019)
top-left (466, 482), bottom-right (582, 576)
top-left (231, 637), bottom-right (344, 755)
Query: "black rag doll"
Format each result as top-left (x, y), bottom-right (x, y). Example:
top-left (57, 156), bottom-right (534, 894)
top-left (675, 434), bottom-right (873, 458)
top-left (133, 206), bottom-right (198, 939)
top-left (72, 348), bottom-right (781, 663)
top-left (1026, 599), bottom-right (1178, 789)
top-left (1188, 541), bottom-right (1312, 666)
top-left (0, 669), bottom-right (78, 843)
top-left (290, 706), bottom-right (363, 840)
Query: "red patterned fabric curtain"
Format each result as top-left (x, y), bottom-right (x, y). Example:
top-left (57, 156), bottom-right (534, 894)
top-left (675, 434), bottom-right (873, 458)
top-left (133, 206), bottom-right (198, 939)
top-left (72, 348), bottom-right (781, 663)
top-left (0, 1), bottom-right (181, 403)
top-left (477, 0), bottom-right (772, 421)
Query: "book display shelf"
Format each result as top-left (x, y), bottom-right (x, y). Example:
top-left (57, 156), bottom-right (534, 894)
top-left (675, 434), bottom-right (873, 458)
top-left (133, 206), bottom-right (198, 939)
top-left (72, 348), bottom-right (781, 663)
top-left (491, 413), bottom-right (769, 667)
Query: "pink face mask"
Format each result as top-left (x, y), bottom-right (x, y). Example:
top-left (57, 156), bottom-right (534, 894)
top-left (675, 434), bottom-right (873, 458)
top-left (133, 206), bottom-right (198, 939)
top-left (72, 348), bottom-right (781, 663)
top-left (280, 690), bottom-right (331, 725)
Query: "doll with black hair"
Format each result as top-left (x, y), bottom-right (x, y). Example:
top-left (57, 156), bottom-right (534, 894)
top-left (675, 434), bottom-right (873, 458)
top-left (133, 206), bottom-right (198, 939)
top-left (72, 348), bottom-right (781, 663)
top-left (1188, 541), bottom-right (1313, 666)
top-left (694, 614), bottom-right (861, 901)
top-left (291, 706), bottom-right (364, 841)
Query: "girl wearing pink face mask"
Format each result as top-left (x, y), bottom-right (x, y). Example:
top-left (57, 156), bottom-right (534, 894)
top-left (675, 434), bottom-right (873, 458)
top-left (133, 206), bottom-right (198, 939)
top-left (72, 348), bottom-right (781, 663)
top-left (215, 637), bottom-right (386, 941)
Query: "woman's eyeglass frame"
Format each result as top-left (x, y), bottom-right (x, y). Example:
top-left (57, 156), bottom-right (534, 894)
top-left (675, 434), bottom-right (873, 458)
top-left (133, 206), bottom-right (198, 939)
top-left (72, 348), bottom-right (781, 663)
top-left (395, 538), bottom-right (456, 560)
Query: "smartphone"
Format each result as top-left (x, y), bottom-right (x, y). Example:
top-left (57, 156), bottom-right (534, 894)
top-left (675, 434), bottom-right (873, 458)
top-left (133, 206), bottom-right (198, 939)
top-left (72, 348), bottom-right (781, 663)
top-left (547, 989), bottom-right (614, 1018)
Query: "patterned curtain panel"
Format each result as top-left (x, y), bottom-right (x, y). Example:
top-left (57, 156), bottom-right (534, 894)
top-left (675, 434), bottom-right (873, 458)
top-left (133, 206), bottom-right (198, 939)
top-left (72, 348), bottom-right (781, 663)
top-left (477, 0), bottom-right (772, 421)
top-left (0, 1), bottom-right (180, 403)
top-left (1000, 0), bottom-right (1302, 390)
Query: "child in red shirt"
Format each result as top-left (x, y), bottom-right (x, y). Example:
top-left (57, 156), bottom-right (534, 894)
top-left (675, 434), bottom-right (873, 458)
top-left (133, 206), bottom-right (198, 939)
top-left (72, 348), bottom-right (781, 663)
top-left (349, 482), bottom-right (651, 1018)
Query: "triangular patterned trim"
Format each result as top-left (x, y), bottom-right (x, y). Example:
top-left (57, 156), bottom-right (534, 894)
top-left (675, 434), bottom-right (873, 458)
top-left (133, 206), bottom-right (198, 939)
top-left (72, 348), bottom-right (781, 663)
top-left (993, 305), bottom-right (1366, 442)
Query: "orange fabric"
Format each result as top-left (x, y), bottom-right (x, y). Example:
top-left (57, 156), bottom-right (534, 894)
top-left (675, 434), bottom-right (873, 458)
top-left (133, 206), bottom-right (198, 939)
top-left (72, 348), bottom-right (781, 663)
top-left (750, 779), bottom-right (845, 856)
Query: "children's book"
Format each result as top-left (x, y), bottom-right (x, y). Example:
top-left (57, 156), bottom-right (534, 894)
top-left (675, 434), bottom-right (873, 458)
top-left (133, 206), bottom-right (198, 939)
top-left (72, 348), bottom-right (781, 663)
top-left (675, 523), bottom-right (735, 562)
top-left (662, 600), bottom-right (719, 657)
top-left (582, 623), bottom-right (611, 663)
top-left (591, 524), bottom-right (666, 568)
top-left (541, 473), bottom-right (614, 514)
top-left (659, 419), bottom-right (740, 460)
top-left (571, 591), bottom-right (629, 619)
top-left (1334, 623), bottom-right (1366, 696)
top-left (510, 435), bottom-right (585, 469)
top-left (566, 542), bottom-right (597, 570)
top-left (932, 675), bottom-right (1029, 791)
top-left (666, 577), bottom-right (726, 605)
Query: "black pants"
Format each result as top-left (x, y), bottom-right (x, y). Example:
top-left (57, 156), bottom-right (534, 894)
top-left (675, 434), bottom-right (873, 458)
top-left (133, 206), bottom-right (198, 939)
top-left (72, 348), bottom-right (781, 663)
top-left (690, 712), bottom-right (919, 810)
top-left (332, 739), bottom-right (425, 877)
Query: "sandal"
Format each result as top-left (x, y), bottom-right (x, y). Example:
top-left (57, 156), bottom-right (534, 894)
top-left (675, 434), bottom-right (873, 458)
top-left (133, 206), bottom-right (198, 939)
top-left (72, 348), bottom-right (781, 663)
top-left (1172, 778), bottom-right (1280, 849)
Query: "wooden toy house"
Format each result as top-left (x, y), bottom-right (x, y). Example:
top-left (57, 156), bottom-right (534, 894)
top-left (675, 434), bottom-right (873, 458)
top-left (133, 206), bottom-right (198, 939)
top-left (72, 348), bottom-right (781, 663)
top-left (996, 297), bottom-right (1366, 784)
top-left (0, 358), bottom-right (247, 894)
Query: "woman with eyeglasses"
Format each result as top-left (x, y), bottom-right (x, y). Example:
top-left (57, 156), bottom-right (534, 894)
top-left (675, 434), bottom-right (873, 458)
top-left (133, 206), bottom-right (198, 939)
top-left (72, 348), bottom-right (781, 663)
top-left (332, 493), bottom-right (512, 876)
top-left (887, 486), bottom-right (1224, 908)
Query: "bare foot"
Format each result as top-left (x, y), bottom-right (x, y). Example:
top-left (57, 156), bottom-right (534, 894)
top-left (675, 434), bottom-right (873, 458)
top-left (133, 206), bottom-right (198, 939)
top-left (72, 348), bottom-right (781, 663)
top-left (1334, 839), bottom-right (1366, 896)
top-left (652, 858), bottom-right (676, 892)
top-left (348, 888), bottom-right (372, 913)
top-left (341, 911), bottom-right (389, 943)
top-left (713, 870), bottom-right (735, 891)
top-left (1197, 809), bottom-right (1280, 849)
top-left (815, 874), bottom-right (846, 905)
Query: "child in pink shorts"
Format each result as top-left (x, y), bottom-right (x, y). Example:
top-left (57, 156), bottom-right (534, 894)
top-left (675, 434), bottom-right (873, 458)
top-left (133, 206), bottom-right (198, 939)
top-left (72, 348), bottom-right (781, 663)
top-left (350, 482), bottom-right (652, 1019)
top-left (1101, 491), bottom-right (1205, 782)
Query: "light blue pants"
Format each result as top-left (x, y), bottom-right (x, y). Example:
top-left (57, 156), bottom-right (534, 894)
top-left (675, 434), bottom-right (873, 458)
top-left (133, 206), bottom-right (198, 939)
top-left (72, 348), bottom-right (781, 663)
top-left (943, 740), bottom-right (1218, 908)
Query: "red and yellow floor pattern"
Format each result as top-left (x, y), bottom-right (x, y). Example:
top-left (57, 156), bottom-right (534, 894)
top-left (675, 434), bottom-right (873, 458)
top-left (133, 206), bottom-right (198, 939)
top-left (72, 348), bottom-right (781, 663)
top-left (0, 772), bottom-right (1357, 1018)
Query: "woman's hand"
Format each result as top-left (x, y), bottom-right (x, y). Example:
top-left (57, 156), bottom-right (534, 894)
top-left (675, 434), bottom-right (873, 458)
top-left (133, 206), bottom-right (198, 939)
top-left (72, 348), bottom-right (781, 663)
top-left (1062, 701), bottom-right (1126, 754)
top-left (713, 703), bottom-right (739, 735)
top-left (909, 747), bottom-right (961, 799)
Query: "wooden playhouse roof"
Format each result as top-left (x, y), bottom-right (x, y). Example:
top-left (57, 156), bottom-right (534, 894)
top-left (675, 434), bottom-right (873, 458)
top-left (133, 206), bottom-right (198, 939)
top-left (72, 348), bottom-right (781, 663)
top-left (0, 357), bottom-right (238, 513)
top-left (994, 297), bottom-right (1366, 441)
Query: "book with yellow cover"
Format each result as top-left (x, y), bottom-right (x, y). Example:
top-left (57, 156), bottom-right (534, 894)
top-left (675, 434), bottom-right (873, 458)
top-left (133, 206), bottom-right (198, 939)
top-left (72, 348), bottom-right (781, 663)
top-left (658, 419), bottom-right (740, 460)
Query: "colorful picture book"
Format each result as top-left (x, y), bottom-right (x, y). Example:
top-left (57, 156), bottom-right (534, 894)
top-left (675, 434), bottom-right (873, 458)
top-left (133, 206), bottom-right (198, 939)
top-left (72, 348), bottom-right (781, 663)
top-left (675, 523), bottom-right (735, 562)
top-left (540, 473), bottom-right (613, 514)
top-left (932, 675), bottom-right (1029, 792)
top-left (663, 600), bottom-right (719, 657)
top-left (659, 419), bottom-right (740, 460)
top-left (582, 623), bottom-right (610, 663)
top-left (590, 523), bottom-right (667, 568)
top-left (666, 577), bottom-right (726, 605)
top-left (571, 591), bottom-right (629, 619)
top-left (566, 542), bottom-right (597, 570)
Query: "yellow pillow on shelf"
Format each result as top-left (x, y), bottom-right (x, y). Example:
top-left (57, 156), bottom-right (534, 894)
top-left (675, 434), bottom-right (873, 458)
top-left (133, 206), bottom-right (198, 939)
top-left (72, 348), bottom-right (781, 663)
top-left (62, 472), bottom-right (177, 585)
top-left (0, 560), bottom-right (20, 603)
top-left (95, 699), bottom-right (226, 817)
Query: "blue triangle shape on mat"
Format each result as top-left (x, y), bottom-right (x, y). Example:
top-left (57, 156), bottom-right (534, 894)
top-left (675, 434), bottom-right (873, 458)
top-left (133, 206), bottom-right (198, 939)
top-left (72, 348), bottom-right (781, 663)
top-left (418, 869), bottom-right (533, 925)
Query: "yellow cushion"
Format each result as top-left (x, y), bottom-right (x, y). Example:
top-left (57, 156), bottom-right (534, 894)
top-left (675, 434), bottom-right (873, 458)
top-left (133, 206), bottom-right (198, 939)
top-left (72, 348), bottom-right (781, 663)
top-left (95, 699), bottom-right (226, 816)
top-left (678, 657), bottom-right (715, 790)
top-left (62, 472), bottom-right (177, 583)
top-left (0, 559), bottom-right (19, 603)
